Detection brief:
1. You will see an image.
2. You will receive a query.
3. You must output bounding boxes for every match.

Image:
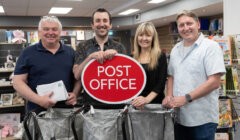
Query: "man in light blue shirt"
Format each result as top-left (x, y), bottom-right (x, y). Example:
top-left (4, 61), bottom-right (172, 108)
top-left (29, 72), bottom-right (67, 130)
top-left (162, 10), bottom-right (226, 140)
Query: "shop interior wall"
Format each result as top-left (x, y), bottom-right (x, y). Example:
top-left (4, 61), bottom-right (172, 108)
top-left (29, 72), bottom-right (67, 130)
top-left (224, 0), bottom-right (240, 35)
top-left (110, 30), bottom-right (132, 55)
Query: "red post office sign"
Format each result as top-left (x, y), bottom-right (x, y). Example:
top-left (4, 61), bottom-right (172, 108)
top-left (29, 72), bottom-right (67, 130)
top-left (81, 54), bottom-right (146, 104)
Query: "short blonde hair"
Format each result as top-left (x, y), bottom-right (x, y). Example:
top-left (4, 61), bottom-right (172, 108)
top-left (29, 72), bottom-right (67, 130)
top-left (176, 10), bottom-right (199, 23)
top-left (133, 22), bottom-right (161, 70)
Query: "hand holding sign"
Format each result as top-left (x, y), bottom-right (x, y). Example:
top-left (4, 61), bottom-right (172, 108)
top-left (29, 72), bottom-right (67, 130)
top-left (89, 51), bottom-right (105, 64)
top-left (82, 54), bottom-right (146, 104)
top-left (89, 49), bottom-right (117, 64)
top-left (103, 49), bottom-right (117, 60)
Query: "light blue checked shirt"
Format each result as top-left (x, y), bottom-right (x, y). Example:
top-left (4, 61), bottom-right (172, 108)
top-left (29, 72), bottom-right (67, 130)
top-left (168, 33), bottom-right (226, 126)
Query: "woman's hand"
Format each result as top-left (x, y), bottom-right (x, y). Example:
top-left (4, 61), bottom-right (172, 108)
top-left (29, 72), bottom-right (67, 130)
top-left (132, 96), bottom-right (148, 110)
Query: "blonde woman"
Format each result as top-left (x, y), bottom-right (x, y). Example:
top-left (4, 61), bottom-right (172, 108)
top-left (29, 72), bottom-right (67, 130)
top-left (132, 22), bottom-right (167, 109)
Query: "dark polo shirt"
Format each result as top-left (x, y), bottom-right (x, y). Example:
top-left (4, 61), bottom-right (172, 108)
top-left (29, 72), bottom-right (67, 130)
top-left (14, 40), bottom-right (75, 112)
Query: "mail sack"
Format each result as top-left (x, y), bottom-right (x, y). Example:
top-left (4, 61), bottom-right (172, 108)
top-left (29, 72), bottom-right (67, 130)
top-left (23, 108), bottom-right (84, 140)
top-left (126, 104), bottom-right (174, 140)
top-left (82, 108), bottom-right (125, 140)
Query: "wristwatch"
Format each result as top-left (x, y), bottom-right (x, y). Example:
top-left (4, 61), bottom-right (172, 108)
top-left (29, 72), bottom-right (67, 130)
top-left (185, 94), bottom-right (192, 103)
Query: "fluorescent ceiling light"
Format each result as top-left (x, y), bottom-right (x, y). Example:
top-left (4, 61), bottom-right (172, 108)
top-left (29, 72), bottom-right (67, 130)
top-left (119, 9), bottom-right (139, 15)
top-left (0, 6), bottom-right (4, 13)
top-left (49, 7), bottom-right (72, 14)
top-left (148, 0), bottom-right (166, 4)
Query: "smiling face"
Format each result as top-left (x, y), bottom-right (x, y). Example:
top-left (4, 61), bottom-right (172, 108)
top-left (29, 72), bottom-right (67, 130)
top-left (137, 31), bottom-right (153, 49)
top-left (38, 21), bottom-right (61, 47)
top-left (177, 15), bottom-right (200, 46)
top-left (91, 12), bottom-right (112, 39)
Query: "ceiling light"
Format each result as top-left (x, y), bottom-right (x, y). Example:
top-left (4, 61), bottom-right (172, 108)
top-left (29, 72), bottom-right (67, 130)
top-left (0, 6), bottom-right (4, 13)
top-left (49, 7), bottom-right (72, 14)
top-left (119, 9), bottom-right (139, 15)
top-left (148, 0), bottom-right (166, 4)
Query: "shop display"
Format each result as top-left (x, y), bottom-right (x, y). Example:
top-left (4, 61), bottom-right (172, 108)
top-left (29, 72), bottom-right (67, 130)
top-left (27, 31), bottom-right (39, 45)
top-left (1, 93), bottom-right (13, 106)
top-left (211, 36), bottom-right (232, 66)
top-left (215, 133), bottom-right (229, 140)
top-left (0, 113), bottom-right (20, 138)
top-left (219, 99), bottom-right (233, 128)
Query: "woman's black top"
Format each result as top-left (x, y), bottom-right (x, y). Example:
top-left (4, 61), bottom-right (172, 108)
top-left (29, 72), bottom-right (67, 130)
top-left (140, 52), bottom-right (168, 103)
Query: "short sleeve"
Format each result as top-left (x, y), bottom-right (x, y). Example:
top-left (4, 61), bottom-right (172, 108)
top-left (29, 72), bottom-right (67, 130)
top-left (14, 50), bottom-right (29, 75)
top-left (204, 40), bottom-right (226, 76)
top-left (168, 47), bottom-right (176, 76)
top-left (74, 42), bottom-right (86, 65)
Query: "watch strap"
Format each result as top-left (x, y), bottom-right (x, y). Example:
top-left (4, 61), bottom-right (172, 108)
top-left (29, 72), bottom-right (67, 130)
top-left (185, 94), bottom-right (192, 103)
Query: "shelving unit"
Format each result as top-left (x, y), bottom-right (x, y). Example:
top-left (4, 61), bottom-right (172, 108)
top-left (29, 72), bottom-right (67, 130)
top-left (0, 43), bottom-right (25, 122)
top-left (0, 68), bottom-right (14, 73)
top-left (2, 137), bottom-right (20, 140)
top-left (0, 104), bottom-right (24, 109)
top-left (0, 69), bottom-right (25, 140)
top-left (0, 84), bottom-right (13, 87)
top-left (0, 69), bottom-right (25, 121)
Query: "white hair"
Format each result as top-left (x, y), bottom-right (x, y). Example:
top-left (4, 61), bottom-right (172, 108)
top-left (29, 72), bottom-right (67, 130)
top-left (38, 16), bottom-right (62, 31)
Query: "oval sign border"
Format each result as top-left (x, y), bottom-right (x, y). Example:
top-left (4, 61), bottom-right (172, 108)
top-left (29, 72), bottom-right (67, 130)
top-left (81, 54), bottom-right (146, 104)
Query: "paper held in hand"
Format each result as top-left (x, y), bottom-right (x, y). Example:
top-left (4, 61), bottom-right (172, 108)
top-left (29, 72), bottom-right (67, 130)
top-left (36, 80), bottom-right (69, 101)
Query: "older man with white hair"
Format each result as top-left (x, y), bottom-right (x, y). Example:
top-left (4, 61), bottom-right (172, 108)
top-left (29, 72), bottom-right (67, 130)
top-left (13, 16), bottom-right (81, 112)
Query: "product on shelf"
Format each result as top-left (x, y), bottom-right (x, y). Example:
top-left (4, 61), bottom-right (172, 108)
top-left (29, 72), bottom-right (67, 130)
top-left (218, 99), bottom-right (232, 128)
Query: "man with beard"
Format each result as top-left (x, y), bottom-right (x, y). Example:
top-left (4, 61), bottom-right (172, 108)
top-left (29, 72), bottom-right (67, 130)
top-left (13, 16), bottom-right (80, 112)
top-left (73, 8), bottom-right (126, 108)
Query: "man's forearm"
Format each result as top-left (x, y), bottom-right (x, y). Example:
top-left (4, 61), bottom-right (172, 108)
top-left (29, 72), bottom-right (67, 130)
top-left (189, 73), bottom-right (221, 101)
top-left (72, 80), bottom-right (82, 96)
top-left (13, 79), bottom-right (41, 105)
top-left (73, 56), bottom-right (92, 80)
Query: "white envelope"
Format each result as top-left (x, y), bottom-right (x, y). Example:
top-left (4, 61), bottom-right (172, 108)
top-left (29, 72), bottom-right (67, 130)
top-left (36, 80), bottom-right (69, 101)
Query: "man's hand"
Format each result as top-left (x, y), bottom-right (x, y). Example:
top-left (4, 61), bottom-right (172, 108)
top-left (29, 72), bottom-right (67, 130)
top-left (162, 96), bottom-right (188, 108)
top-left (38, 92), bottom-right (57, 109)
top-left (89, 51), bottom-right (105, 64)
top-left (170, 96), bottom-right (188, 108)
top-left (162, 96), bottom-right (173, 108)
top-left (104, 49), bottom-right (117, 60)
top-left (89, 49), bottom-right (117, 64)
top-left (66, 92), bottom-right (77, 105)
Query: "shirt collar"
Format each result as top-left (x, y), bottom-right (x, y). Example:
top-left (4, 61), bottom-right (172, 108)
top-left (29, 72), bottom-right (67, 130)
top-left (36, 40), bottom-right (64, 53)
top-left (194, 33), bottom-right (204, 47)
top-left (177, 33), bottom-right (204, 49)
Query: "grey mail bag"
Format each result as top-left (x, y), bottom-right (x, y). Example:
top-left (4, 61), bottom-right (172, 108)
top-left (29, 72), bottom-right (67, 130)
top-left (126, 104), bottom-right (174, 140)
top-left (23, 107), bottom-right (84, 140)
top-left (82, 107), bottom-right (126, 140)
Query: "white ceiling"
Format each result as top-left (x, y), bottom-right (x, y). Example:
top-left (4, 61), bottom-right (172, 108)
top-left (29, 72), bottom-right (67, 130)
top-left (0, 0), bottom-right (223, 29)
top-left (0, 0), bottom-right (177, 17)
top-left (151, 2), bottom-right (223, 28)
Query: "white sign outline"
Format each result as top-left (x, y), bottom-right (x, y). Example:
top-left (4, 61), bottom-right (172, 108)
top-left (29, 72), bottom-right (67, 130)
top-left (81, 54), bottom-right (146, 104)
